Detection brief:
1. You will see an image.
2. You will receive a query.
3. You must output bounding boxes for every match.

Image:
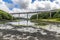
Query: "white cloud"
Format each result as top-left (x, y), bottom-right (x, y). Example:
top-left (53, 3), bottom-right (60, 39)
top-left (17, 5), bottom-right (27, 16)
top-left (50, 2), bottom-right (60, 9)
top-left (0, 0), bottom-right (13, 13)
top-left (5, 3), bottom-right (14, 10)
top-left (28, 0), bottom-right (60, 10)
top-left (12, 0), bottom-right (32, 9)
top-left (28, 0), bottom-right (45, 10)
top-left (12, 0), bottom-right (60, 11)
top-left (0, 0), bottom-right (60, 13)
top-left (11, 8), bottom-right (31, 13)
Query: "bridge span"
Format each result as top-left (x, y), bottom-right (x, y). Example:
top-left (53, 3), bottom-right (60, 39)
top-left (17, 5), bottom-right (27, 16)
top-left (10, 10), bottom-right (57, 26)
top-left (10, 10), bottom-right (56, 14)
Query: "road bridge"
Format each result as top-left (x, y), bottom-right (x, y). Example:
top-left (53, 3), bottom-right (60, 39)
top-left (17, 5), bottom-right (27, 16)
top-left (10, 10), bottom-right (57, 26)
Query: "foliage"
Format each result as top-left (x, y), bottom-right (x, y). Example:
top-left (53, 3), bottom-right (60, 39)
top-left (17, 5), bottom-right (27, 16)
top-left (30, 10), bottom-right (60, 20)
top-left (53, 11), bottom-right (60, 18)
top-left (0, 10), bottom-right (13, 20)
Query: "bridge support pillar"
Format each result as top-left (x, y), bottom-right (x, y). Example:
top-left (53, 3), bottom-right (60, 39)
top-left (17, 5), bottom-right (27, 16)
top-left (49, 11), bottom-right (52, 29)
top-left (18, 14), bottom-right (20, 25)
top-left (37, 12), bottom-right (39, 28)
top-left (37, 12), bottom-right (38, 20)
top-left (27, 13), bottom-right (28, 26)
top-left (50, 11), bottom-right (51, 18)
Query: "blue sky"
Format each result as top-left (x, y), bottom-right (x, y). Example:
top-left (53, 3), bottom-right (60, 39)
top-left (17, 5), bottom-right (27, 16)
top-left (3, 0), bottom-right (55, 4)
top-left (3, 0), bottom-right (55, 10)
top-left (3, 0), bottom-right (36, 10)
top-left (3, 0), bottom-right (13, 3)
top-left (3, 0), bottom-right (35, 3)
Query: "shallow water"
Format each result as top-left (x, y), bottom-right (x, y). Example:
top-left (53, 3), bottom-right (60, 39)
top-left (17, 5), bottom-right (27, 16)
top-left (0, 24), bottom-right (59, 40)
top-left (0, 20), bottom-right (60, 40)
top-left (8, 20), bottom-right (35, 26)
top-left (7, 19), bottom-right (60, 33)
top-left (0, 14), bottom-right (60, 40)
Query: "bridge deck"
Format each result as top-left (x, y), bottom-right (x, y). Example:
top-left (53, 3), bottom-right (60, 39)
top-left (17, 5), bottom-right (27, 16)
top-left (10, 10), bottom-right (57, 26)
top-left (10, 10), bottom-right (56, 14)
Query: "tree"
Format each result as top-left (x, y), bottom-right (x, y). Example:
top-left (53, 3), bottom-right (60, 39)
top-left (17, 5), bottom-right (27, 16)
top-left (0, 10), bottom-right (13, 20)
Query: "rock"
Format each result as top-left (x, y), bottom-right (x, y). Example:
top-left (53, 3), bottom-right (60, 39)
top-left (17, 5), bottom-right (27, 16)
top-left (11, 35), bottom-right (16, 38)
top-left (0, 32), bottom-right (3, 36)
top-left (27, 36), bottom-right (35, 40)
top-left (3, 34), bottom-right (11, 38)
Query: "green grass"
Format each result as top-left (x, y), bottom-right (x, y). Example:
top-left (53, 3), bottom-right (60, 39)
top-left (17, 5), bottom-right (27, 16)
top-left (40, 18), bottom-right (60, 22)
top-left (0, 10), bottom-right (14, 20)
top-left (31, 18), bottom-right (60, 23)
top-left (0, 19), bottom-right (20, 24)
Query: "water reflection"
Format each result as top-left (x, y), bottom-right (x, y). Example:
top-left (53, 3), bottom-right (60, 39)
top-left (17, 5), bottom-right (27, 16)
top-left (5, 19), bottom-right (60, 33)
top-left (8, 20), bottom-right (35, 26)
top-left (0, 20), bottom-right (60, 40)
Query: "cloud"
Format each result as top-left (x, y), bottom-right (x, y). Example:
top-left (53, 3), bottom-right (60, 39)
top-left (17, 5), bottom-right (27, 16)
top-left (0, 0), bottom-right (13, 13)
top-left (11, 0), bottom-right (60, 10)
top-left (12, 0), bottom-right (32, 9)
top-left (5, 3), bottom-right (14, 10)
top-left (28, 0), bottom-right (60, 10)
top-left (11, 8), bottom-right (31, 13)
top-left (0, 0), bottom-right (60, 13)
top-left (28, 0), bottom-right (48, 10)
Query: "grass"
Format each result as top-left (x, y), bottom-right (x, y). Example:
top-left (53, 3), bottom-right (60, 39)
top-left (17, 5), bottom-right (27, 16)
top-left (31, 18), bottom-right (60, 23)
top-left (9, 24), bottom-right (34, 27)
top-left (0, 19), bottom-right (20, 24)
top-left (40, 18), bottom-right (60, 22)
top-left (35, 22), bottom-right (48, 26)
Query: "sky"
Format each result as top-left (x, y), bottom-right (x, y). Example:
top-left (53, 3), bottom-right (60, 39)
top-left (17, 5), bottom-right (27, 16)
top-left (0, 0), bottom-right (60, 13)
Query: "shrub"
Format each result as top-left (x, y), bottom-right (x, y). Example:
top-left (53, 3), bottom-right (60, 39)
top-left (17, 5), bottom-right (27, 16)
top-left (53, 12), bottom-right (60, 18)
top-left (30, 12), bottom-right (51, 19)
top-left (30, 11), bottom-right (60, 20)
top-left (0, 10), bottom-right (13, 20)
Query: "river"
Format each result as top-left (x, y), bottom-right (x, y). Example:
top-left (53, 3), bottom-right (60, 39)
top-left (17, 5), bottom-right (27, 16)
top-left (0, 14), bottom-right (60, 40)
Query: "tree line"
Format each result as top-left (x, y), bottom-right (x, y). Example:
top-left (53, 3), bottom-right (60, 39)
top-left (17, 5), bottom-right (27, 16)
top-left (0, 10), bottom-right (14, 20)
top-left (30, 11), bottom-right (60, 19)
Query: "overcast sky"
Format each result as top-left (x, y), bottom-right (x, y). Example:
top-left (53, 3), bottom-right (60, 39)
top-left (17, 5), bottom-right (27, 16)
top-left (0, 0), bottom-right (60, 13)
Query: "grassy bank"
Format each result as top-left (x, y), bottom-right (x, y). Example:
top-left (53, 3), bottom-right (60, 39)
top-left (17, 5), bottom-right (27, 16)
top-left (0, 10), bottom-right (20, 24)
top-left (31, 18), bottom-right (60, 23)
top-left (40, 18), bottom-right (60, 22)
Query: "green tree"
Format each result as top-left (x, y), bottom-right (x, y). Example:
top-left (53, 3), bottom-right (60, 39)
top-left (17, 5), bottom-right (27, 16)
top-left (0, 10), bottom-right (13, 20)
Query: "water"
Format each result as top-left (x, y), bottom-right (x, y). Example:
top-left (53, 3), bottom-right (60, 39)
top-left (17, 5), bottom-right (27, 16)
top-left (0, 24), bottom-right (59, 40)
top-left (8, 20), bottom-right (35, 26)
top-left (0, 14), bottom-right (60, 40)
top-left (7, 19), bottom-right (60, 33)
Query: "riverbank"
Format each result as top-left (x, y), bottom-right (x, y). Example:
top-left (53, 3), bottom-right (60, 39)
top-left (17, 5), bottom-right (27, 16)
top-left (0, 24), bottom-right (59, 40)
top-left (31, 18), bottom-right (60, 23)
top-left (0, 19), bottom-right (20, 24)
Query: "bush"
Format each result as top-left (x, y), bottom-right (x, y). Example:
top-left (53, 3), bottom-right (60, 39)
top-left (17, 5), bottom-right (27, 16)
top-left (30, 11), bottom-right (60, 20)
top-left (53, 12), bottom-right (60, 18)
top-left (0, 10), bottom-right (13, 20)
top-left (56, 18), bottom-right (60, 21)
top-left (30, 12), bottom-right (51, 19)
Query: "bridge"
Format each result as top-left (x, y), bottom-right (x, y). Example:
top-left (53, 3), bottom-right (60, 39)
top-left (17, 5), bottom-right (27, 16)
top-left (10, 10), bottom-right (56, 14)
top-left (10, 10), bottom-right (57, 26)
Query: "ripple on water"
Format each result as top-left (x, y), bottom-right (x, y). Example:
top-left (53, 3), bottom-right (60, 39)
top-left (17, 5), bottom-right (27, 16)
top-left (0, 25), bottom-right (13, 29)
top-left (16, 27), bottom-right (40, 33)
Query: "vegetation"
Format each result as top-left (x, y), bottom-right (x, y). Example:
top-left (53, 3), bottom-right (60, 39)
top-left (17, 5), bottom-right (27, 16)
top-left (30, 12), bottom-right (57, 19)
top-left (30, 12), bottom-right (51, 19)
top-left (0, 10), bottom-right (14, 20)
top-left (30, 9), bottom-right (60, 23)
